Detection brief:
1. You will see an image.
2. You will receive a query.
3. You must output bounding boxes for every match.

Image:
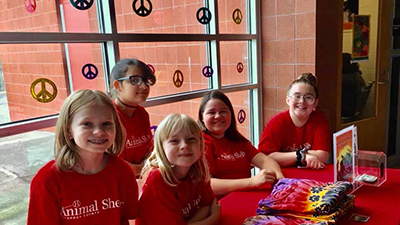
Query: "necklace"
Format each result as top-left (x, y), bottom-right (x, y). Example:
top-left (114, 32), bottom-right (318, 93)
top-left (117, 97), bottom-right (137, 108)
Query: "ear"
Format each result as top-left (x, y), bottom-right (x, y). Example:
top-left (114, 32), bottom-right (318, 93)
top-left (313, 99), bottom-right (319, 110)
top-left (286, 96), bottom-right (291, 106)
top-left (113, 80), bottom-right (121, 92)
top-left (67, 130), bottom-right (73, 140)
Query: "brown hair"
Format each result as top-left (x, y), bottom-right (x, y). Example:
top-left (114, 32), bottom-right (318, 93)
top-left (198, 90), bottom-right (247, 141)
top-left (288, 73), bottom-right (319, 98)
top-left (54, 89), bottom-right (125, 171)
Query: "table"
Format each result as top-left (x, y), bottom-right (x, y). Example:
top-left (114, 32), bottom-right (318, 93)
top-left (219, 164), bottom-right (400, 225)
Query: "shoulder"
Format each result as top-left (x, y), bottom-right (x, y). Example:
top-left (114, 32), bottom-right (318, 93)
top-left (136, 105), bottom-right (150, 117)
top-left (309, 109), bottom-right (328, 122)
top-left (266, 110), bottom-right (290, 127)
top-left (31, 160), bottom-right (60, 188)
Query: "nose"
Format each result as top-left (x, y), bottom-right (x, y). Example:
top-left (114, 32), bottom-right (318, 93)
top-left (298, 96), bottom-right (305, 103)
top-left (93, 127), bottom-right (105, 135)
top-left (180, 141), bottom-right (189, 150)
top-left (139, 81), bottom-right (149, 89)
top-left (214, 112), bottom-right (222, 118)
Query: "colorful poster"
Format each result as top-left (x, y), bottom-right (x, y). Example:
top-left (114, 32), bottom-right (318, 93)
top-left (333, 125), bottom-right (356, 182)
top-left (352, 15), bottom-right (370, 60)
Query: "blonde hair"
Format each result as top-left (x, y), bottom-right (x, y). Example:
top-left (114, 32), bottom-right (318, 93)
top-left (141, 113), bottom-right (210, 186)
top-left (54, 89), bottom-right (125, 171)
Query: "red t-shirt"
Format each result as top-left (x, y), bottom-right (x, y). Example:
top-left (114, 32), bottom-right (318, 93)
top-left (115, 104), bottom-right (153, 164)
top-left (27, 155), bottom-right (138, 225)
top-left (203, 132), bottom-right (260, 179)
top-left (137, 169), bottom-right (214, 225)
top-left (258, 110), bottom-right (331, 155)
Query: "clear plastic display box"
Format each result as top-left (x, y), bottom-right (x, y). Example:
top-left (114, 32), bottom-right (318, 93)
top-left (355, 150), bottom-right (387, 187)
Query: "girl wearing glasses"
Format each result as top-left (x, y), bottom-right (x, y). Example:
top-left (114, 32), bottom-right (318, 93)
top-left (110, 58), bottom-right (156, 175)
top-left (258, 73), bottom-right (331, 169)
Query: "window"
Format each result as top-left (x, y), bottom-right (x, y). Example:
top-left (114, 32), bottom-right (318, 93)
top-left (0, 0), bottom-right (261, 223)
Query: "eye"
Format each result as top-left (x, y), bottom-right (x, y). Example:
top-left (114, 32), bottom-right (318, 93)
top-left (81, 122), bottom-right (91, 126)
top-left (130, 76), bottom-right (142, 85)
top-left (169, 139), bottom-right (179, 143)
top-left (220, 110), bottom-right (228, 114)
top-left (103, 121), bottom-right (114, 126)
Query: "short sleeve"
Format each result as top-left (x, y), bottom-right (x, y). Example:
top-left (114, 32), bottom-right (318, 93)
top-left (258, 117), bottom-right (283, 155)
top-left (203, 137), bottom-right (216, 176)
top-left (244, 141), bottom-right (260, 161)
top-left (311, 112), bottom-right (331, 153)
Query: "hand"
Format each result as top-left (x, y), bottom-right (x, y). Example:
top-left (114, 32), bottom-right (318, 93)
top-left (210, 198), bottom-right (221, 217)
top-left (305, 154), bottom-right (325, 169)
top-left (251, 169), bottom-right (277, 188)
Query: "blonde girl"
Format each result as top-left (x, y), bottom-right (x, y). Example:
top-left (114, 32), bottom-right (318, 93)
top-left (138, 113), bottom-right (220, 225)
top-left (28, 90), bottom-right (138, 225)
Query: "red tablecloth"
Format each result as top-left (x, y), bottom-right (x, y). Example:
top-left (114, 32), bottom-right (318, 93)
top-left (219, 164), bottom-right (400, 225)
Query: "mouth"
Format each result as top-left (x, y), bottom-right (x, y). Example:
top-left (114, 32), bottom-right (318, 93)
top-left (178, 153), bottom-right (193, 157)
top-left (88, 139), bottom-right (108, 144)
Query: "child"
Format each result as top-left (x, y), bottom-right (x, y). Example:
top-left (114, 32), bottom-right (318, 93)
top-left (258, 73), bottom-right (331, 169)
top-left (198, 90), bottom-right (284, 196)
top-left (110, 58), bottom-right (156, 175)
top-left (27, 90), bottom-right (138, 225)
top-left (138, 114), bottom-right (221, 225)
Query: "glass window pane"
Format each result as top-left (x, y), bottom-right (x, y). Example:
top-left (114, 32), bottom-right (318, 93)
top-left (0, 0), bottom-right (100, 33)
top-left (65, 43), bottom-right (106, 91)
top-left (218, 0), bottom-right (247, 34)
top-left (115, 0), bottom-right (206, 33)
top-left (220, 41), bottom-right (249, 86)
top-left (60, 0), bottom-right (100, 33)
top-left (119, 42), bottom-right (210, 97)
top-left (0, 43), bottom-right (106, 125)
top-left (0, 127), bottom-right (55, 224)
top-left (225, 90), bottom-right (250, 140)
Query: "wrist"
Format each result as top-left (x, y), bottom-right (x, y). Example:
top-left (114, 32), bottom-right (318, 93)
top-left (296, 148), bottom-right (307, 167)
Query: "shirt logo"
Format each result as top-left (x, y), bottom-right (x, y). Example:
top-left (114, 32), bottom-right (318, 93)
top-left (60, 198), bottom-right (124, 220)
top-left (218, 151), bottom-right (246, 161)
top-left (126, 135), bottom-right (150, 148)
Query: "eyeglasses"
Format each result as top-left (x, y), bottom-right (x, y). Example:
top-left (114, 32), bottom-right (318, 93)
top-left (290, 94), bottom-right (316, 104)
top-left (117, 75), bottom-right (156, 86)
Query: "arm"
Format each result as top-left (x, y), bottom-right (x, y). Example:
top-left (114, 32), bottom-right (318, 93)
top-left (251, 152), bottom-right (284, 179)
top-left (27, 175), bottom-right (60, 225)
top-left (305, 150), bottom-right (329, 169)
top-left (268, 151), bottom-right (297, 167)
top-left (188, 199), bottom-right (221, 225)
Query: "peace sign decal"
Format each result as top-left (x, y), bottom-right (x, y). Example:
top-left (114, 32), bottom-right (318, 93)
top-left (237, 62), bottom-right (244, 73)
top-left (70, 0), bottom-right (94, 10)
top-left (132, 0), bottom-right (153, 17)
top-left (237, 109), bottom-right (246, 124)
top-left (173, 70), bottom-right (184, 88)
top-left (82, 63), bottom-right (98, 80)
top-left (30, 78), bottom-right (58, 103)
top-left (25, 0), bottom-right (36, 13)
top-left (150, 125), bottom-right (157, 137)
top-left (147, 64), bottom-right (155, 74)
top-left (196, 7), bottom-right (212, 25)
top-left (232, 8), bottom-right (243, 25)
top-left (202, 66), bottom-right (213, 78)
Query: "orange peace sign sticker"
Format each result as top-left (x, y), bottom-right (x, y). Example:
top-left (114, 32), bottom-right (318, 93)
top-left (173, 70), bottom-right (184, 88)
top-left (232, 8), bottom-right (243, 25)
top-left (30, 78), bottom-right (57, 103)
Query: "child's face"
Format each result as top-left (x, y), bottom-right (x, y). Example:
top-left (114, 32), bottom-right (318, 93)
top-left (162, 128), bottom-right (201, 177)
top-left (68, 104), bottom-right (116, 156)
top-left (202, 98), bottom-right (231, 138)
top-left (286, 83), bottom-right (318, 120)
top-left (115, 65), bottom-right (150, 106)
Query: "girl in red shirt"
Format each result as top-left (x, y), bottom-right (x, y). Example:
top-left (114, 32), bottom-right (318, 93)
top-left (198, 91), bottom-right (284, 196)
top-left (27, 90), bottom-right (138, 225)
top-left (258, 73), bottom-right (331, 169)
top-left (138, 113), bottom-right (221, 225)
top-left (110, 58), bottom-right (155, 175)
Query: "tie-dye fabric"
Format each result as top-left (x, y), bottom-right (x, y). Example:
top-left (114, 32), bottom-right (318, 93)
top-left (243, 215), bottom-right (329, 225)
top-left (257, 178), bottom-right (353, 215)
